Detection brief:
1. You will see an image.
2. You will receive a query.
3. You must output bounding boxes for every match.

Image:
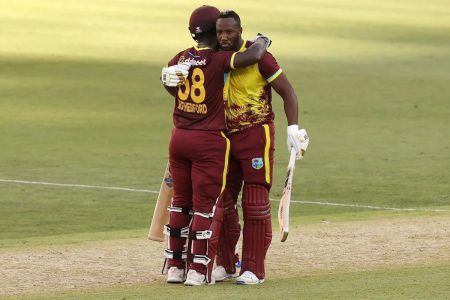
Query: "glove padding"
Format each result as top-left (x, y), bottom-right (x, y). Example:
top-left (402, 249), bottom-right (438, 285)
top-left (251, 33), bottom-right (272, 48)
top-left (287, 125), bottom-right (309, 160)
top-left (161, 62), bottom-right (191, 87)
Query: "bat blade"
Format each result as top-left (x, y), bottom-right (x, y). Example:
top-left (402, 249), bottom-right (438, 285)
top-left (278, 149), bottom-right (296, 242)
top-left (148, 162), bottom-right (173, 242)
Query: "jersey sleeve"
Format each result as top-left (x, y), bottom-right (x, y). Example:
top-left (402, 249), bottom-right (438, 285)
top-left (216, 51), bottom-right (236, 73)
top-left (258, 52), bottom-right (283, 83)
top-left (167, 50), bottom-right (184, 67)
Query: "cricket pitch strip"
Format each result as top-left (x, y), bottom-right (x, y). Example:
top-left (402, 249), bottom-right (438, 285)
top-left (1, 215), bottom-right (449, 296)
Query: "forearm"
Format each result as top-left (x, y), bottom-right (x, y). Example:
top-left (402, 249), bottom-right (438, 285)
top-left (271, 73), bottom-right (298, 125)
top-left (272, 74), bottom-right (309, 159)
top-left (247, 39), bottom-right (267, 61)
top-left (233, 39), bottom-right (267, 68)
top-left (283, 93), bottom-right (298, 125)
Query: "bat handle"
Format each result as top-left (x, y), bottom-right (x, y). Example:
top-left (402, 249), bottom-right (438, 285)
top-left (288, 148), bottom-right (297, 169)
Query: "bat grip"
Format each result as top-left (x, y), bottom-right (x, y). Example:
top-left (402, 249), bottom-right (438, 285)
top-left (288, 148), bottom-right (297, 169)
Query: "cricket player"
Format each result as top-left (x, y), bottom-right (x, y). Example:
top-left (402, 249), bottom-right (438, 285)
top-left (160, 5), bottom-right (271, 286)
top-left (211, 10), bottom-right (310, 284)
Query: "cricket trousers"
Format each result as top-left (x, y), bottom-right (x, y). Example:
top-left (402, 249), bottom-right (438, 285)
top-left (166, 127), bottom-right (230, 282)
top-left (216, 123), bottom-right (275, 280)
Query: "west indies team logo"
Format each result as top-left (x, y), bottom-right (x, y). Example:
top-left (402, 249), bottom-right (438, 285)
top-left (251, 158), bottom-right (264, 170)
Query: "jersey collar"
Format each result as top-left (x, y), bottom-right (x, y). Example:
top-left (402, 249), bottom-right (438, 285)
top-left (194, 46), bottom-right (212, 51)
top-left (238, 40), bottom-right (248, 52)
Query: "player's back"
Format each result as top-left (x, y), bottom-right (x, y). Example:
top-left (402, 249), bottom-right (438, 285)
top-left (168, 47), bottom-right (234, 131)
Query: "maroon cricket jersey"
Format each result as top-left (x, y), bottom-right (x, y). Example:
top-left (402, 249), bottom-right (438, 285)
top-left (168, 47), bottom-right (235, 131)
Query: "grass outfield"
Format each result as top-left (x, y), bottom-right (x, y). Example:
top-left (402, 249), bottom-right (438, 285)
top-left (0, 0), bottom-right (449, 298)
top-left (7, 265), bottom-right (450, 299)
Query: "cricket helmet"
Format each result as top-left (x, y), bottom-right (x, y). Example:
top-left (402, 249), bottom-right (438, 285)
top-left (188, 5), bottom-right (220, 38)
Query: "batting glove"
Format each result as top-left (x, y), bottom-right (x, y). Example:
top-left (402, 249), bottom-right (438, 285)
top-left (252, 33), bottom-right (272, 48)
top-left (161, 62), bottom-right (191, 87)
top-left (296, 128), bottom-right (309, 160)
top-left (287, 125), bottom-right (309, 160)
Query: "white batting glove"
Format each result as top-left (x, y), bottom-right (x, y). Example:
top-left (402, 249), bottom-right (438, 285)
top-left (287, 125), bottom-right (309, 160)
top-left (296, 128), bottom-right (309, 160)
top-left (252, 33), bottom-right (272, 48)
top-left (161, 62), bottom-right (191, 87)
top-left (287, 124), bottom-right (300, 156)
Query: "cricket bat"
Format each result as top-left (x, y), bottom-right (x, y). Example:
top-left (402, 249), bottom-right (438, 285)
top-left (148, 161), bottom-right (173, 242)
top-left (278, 149), bottom-right (297, 242)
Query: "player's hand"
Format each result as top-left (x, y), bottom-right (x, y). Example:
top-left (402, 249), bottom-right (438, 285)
top-left (296, 128), bottom-right (309, 159)
top-left (161, 62), bottom-right (191, 87)
top-left (252, 33), bottom-right (272, 48)
top-left (287, 125), bottom-right (309, 160)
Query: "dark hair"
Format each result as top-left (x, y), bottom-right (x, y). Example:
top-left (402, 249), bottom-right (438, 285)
top-left (218, 10), bottom-right (241, 27)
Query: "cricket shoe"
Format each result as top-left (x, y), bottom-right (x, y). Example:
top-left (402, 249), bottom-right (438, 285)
top-left (184, 269), bottom-right (215, 286)
top-left (236, 271), bottom-right (265, 285)
top-left (166, 267), bottom-right (185, 283)
top-left (212, 266), bottom-right (238, 282)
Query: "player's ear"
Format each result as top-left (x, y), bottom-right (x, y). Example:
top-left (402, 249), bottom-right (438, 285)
top-left (239, 27), bottom-right (243, 35)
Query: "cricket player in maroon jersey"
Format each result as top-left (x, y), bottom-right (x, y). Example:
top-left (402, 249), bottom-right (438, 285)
top-left (159, 5), bottom-right (271, 286)
top-left (211, 10), bottom-right (310, 284)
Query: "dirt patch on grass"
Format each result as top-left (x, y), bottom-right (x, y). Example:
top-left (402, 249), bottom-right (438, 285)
top-left (1, 216), bottom-right (449, 296)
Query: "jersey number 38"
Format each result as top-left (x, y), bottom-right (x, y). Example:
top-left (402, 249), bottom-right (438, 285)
top-left (178, 68), bottom-right (206, 104)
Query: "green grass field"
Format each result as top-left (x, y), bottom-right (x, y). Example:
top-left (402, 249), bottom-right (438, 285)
top-left (1, 0), bottom-right (449, 298)
top-left (7, 265), bottom-right (450, 300)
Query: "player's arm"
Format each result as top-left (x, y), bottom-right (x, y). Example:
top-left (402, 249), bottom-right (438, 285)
top-left (270, 73), bottom-right (298, 126)
top-left (232, 36), bottom-right (270, 68)
top-left (271, 73), bottom-right (309, 159)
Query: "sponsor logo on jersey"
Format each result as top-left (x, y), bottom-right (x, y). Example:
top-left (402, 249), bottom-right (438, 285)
top-left (251, 158), bottom-right (264, 170)
top-left (184, 57), bottom-right (207, 66)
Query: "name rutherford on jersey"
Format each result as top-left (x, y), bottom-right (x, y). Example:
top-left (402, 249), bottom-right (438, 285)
top-left (177, 100), bottom-right (208, 114)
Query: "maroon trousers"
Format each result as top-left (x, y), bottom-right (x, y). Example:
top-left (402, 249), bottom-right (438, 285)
top-left (217, 123), bottom-right (275, 279)
top-left (167, 128), bottom-right (229, 280)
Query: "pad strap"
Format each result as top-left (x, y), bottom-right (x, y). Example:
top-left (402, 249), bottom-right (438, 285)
top-left (192, 254), bottom-right (211, 266)
top-left (163, 224), bottom-right (189, 238)
top-left (191, 230), bottom-right (212, 240)
top-left (193, 210), bottom-right (214, 219)
top-left (168, 206), bottom-right (192, 215)
top-left (164, 249), bottom-right (188, 260)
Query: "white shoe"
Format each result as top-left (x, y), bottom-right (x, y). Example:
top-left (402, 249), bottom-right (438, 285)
top-left (167, 267), bottom-right (185, 283)
top-left (236, 271), bottom-right (264, 285)
top-left (212, 266), bottom-right (237, 282)
top-left (184, 269), bottom-right (213, 286)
